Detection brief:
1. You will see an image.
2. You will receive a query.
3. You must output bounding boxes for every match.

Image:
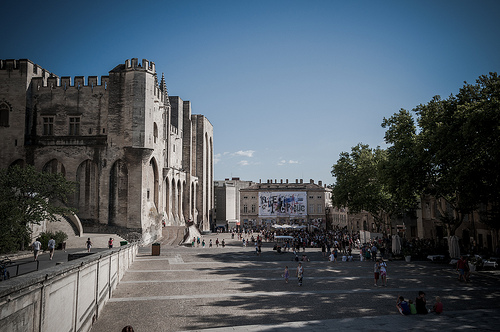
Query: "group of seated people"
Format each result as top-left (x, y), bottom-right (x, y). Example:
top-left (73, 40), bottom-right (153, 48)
top-left (397, 291), bottom-right (443, 315)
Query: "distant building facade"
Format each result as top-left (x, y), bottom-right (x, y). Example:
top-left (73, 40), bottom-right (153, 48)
top-left (240, 179), bottom-right (332, 230)
top-left (214, 177), bottom-right (254, 230)
top-left (0, 58), bottom-right (214, 244)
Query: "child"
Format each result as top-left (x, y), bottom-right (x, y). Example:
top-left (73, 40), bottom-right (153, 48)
top-left (379, 259), bottom-right (387, 286)
top-left (431, 296), bottom-right (443, 314)
top-left (409, 300), bottom-right (417, 315)
top-left (374, 260), bottom-right (380, 286)
top-left (297, 263), bottom-right (304, 286)
top-left (283, 266), bottom-right (289, 283)
top-left (86, 238), bottom-right (92, 252)
top-left (396, 295), bottom-right (411, 315)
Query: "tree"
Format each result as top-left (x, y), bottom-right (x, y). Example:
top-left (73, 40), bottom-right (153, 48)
top-left (0, 165), bottom-right (76, 253)
top-left (382, 72), bottom-right (500, 237)
top-left (381, 109), bottom-right (423, 212)
top-left (331, 143), bottom-right (392, 232)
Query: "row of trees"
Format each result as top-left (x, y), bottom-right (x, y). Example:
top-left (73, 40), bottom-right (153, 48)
top-left (0, 165), bottom-right (75, 253)
top-left (331, 72), bottom-right (500, 239)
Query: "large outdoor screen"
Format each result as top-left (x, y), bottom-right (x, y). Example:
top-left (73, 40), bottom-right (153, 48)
top-left (258, 192), bottom-right (307, 216)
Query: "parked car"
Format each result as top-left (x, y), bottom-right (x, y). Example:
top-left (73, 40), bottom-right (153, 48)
top-left (482, 257), bottom-right (499, 269)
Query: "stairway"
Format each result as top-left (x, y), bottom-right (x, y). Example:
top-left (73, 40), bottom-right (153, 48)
top-left (160, 226), bottom-right (186, 246)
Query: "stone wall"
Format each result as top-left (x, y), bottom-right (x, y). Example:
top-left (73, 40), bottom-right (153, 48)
top-left (0, 243), bottom-right (138, 332)
top-left (0, 58), bottom-right (215, 243)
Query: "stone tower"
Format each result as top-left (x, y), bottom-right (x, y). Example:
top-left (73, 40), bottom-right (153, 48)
top-left (0, 58), bottom-right (214, 243)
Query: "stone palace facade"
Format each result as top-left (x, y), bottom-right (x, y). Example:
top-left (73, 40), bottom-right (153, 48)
top-left (0, 58), bottom-right (214, 244)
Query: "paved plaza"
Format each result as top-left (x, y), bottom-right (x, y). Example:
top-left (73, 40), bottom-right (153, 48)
top-left (90, 232), bottom-right (500, 332)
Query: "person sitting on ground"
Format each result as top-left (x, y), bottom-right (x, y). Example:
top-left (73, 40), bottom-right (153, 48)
top-left (416, 291), bottom-right (428, 314)
top-left (431, 296), bottom-right (443, 314)
top-left (396, 295), bottom-right (411, 315)
top-left (409, 300), bottom-right (417, 315)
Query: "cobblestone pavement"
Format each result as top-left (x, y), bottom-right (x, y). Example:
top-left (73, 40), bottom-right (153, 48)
top-left (90, 233), bottom-right (500, 332)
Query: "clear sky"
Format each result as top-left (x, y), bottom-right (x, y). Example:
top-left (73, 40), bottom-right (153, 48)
top-left (2, 0), bottom-right (500, 185)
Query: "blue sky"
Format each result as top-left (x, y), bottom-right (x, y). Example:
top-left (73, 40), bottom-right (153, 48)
top-left (3, 0), bottom-right (500, 185)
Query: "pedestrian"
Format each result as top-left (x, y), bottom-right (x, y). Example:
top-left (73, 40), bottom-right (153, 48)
top-left (48, 237), bottom-right (56, 260)
top-left (221, 239), bottom-right (225, 248)
top-left (86, 238), bottom-right (92, 252)
top-left (456, 256), bottom-right (467, 282)
top-left (209, 239), bottom-right (213, 247)
top-left (296, 262), bottom-right (304, 286)
top-left (379, 259), bottom-right (387, 286)
top-left (202, 239), bottom-right (205, 247)
top-left (374, 259), bottom-right (380, 286)
top-left (283, 266), bottom-right (289, 283)
top-left (371, 244), bottom-right (378, 261)
top-left (416, 291), bottom-right (428, 314)
top-left (32, 238), bottom-right (42, 261)
top-left (216, 238), bottom-right (219, 247)
top-left (108, 237), bottom-right (114, 249)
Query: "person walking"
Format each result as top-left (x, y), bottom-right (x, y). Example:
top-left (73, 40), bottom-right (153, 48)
top-left (297, 262), bottom-right (304, 286)
top-left (374, 259), bottom-right (381, 286)
top-left (86, 238), bottom-right (92, 252)
top-left (48, 237), bottom-right (56, 260)
top-left (283, 266), bottom-right (289, 283)
top-left (379, 259), bottom-right (388, 286)
top-left (32, 238), bottom-right (42, 261)
top-left (108, 237), bottom-right (114, 249)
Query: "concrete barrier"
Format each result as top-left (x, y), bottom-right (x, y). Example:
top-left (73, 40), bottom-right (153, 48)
top-left (0, 242), bottom-right (138, 332)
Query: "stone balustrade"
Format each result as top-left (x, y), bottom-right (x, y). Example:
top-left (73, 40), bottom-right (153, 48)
top-left (0, 243), bottom-right (138, 332)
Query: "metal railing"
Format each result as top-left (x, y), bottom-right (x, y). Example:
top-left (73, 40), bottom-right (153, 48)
top-left (0, 260), bottom-right (40, 280)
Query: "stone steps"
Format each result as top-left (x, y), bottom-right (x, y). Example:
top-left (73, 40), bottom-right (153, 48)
top-left (160, 226), bottom-right (186, 246)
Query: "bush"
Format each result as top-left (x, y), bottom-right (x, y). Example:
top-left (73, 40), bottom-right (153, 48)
top-left (39, 231), bottom-right (68, 250)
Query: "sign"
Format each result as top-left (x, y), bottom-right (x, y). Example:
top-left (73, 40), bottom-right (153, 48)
top-left (258, 192), bottom-right (307, 217)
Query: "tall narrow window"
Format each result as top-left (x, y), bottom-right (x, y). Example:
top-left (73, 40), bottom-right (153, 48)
top-left (153, 123), bottom-right (158, 144)
top-left (243, 204), bottom-right (248, 213)
top-left (251, 204), bottom-right (256, 213)
top-left (0, 103), bottom-right (9, 127)
top-left (69, 117), bottom-right (80, 135)
top-left (43, 117), bottom-right (54, 135)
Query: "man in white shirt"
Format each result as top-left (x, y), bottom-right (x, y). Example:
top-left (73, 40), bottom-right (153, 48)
top-left (48, 238), bottom-right (56, 260)
top-left (32, 238), bottom-right (42, 261)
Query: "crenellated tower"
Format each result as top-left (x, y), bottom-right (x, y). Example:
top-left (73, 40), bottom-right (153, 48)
top-left (0, 57), bottom-right (214, 243)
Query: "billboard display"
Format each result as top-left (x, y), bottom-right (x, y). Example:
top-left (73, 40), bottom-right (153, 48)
top-left (258, 192), bottom-right (307, 217)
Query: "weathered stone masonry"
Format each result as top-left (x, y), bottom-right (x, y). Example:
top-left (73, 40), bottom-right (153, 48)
top-left (0, 58), bottom-right (214, 244)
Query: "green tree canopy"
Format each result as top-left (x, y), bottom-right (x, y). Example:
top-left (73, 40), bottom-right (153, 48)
top-left (381, 72), bottom-right (500, 235)
top-left (0, 165), bottom-right (76, 253)
top-left (331, 143), bottom-right (392, 229)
